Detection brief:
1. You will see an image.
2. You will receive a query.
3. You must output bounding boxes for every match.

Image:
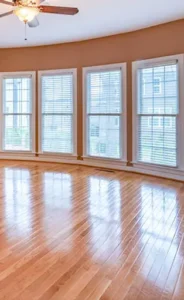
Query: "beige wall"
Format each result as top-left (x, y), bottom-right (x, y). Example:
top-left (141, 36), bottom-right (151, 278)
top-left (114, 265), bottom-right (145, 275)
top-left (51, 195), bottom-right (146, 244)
top-left (1, 18), bottom-right (184, 161)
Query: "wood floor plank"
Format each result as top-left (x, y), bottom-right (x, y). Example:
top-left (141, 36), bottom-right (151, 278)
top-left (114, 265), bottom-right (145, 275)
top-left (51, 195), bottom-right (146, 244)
top-left (0, 161), bottom-right (182, 300)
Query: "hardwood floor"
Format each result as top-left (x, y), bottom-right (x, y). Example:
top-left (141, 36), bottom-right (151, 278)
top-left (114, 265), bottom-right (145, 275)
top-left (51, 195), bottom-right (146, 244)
top-left (0, 161), bottom-right (183, 299)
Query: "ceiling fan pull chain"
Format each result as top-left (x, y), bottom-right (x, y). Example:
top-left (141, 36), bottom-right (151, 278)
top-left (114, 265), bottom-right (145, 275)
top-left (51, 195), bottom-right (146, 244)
top-left (24, 21), bottom-right (27, 41)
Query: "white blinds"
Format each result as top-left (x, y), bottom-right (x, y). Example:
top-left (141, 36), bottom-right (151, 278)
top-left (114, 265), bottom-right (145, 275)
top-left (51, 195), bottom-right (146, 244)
top-left (41, 73), bottom-right (74, 154)
top-left (86, 69), bottom-right (122, 159)
top-left (137, 63), bottom-right (178, 167)
top-left (3, 76), bottom-right (32, 151)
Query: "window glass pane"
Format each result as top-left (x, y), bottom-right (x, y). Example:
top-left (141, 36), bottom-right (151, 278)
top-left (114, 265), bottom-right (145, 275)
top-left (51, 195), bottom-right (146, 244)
top-left (42, 115), bottom-right (72, 153)
top-left (3, 77), bottom-right (31, 114)
top-left (138, 116), bottom-right (176, 166)
top-left (139, 64), bottom-right (178, 114)
top-left (42, 74), bottom-right (73, 114)
top-left (87, 70), bottom-right (121, 114)
top-left (4, 115), bottom-right (31, 151)
top-left (88, 116), bottom-right (120, 158)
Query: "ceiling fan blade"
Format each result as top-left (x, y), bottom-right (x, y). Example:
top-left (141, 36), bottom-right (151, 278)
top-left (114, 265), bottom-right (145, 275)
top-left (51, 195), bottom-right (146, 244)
top-left (0, 10), bottom-right (13, 17)
top-left (39, 6), bottom-right (79, 15)
top-left (0, 0), bottom-right (13, 6)
top-left (28, 16), bottom-right (39, 28)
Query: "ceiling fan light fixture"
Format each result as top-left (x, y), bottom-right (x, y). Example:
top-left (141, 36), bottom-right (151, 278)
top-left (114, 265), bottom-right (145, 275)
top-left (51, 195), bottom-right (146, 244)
top-left (14, 6), bottom-right (39, 22)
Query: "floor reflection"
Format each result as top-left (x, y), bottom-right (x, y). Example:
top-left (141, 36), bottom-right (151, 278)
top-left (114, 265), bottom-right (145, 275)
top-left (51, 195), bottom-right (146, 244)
top-left (88, 176), bottom-right (121, 222)
top-left (42, 171), bottom-right (73, 251)
top-left (43, 172), bottom-right (72, 209)
top-left (139, 184), bottom-right (180, 292)
top-left (87, 175), bottom-right (122, 263)
top-left (4, 167), bottom-right (32, 238)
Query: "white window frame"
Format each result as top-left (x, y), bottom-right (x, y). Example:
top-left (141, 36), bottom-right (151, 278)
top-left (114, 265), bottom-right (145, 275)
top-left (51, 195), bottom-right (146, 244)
top-left (83, 63), bottom-right (127, 163)
top-left (38, 68), bottom-right (77, 157)
top-left (0, 71), bottom-right (36, 155)
top-left (132, 54), bottom-right (184, 172)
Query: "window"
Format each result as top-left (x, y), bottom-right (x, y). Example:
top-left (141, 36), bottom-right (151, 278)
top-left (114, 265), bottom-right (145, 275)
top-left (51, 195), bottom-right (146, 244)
top-left (83, 63), bottom-right (126, 160)
top-left (39, 69), bottom-right (77, 155)
top-left (1, 73), bottom-right (35, 152)
top-left (133, 56), bottom-right (180, 168)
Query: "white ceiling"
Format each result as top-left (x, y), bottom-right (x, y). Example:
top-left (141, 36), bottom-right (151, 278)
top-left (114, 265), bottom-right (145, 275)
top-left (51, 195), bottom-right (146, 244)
top-left (0, 0), bottom-right (184, 48)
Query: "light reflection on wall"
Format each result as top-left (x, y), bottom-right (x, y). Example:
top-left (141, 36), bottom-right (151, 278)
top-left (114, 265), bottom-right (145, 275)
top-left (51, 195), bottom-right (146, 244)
top-left (87, 175), bottom-right (122, 263)
top-left (4, 167), bottom-right (32, 239)
top-left (43, 171), bottom-right (73, 251)
top-left (140, 184), bottom-right (180, 291)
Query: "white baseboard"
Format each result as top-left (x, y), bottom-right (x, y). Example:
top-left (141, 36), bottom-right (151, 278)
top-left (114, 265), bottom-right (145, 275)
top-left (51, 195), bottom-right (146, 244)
top-left (81, 157), bottom-right (127, 170)
top-left (0, 154), bottom-right (184, 182)
top-left (0, 154), bottom-right (79, 165)
top-left (125, 166), bottom-right (184, 181)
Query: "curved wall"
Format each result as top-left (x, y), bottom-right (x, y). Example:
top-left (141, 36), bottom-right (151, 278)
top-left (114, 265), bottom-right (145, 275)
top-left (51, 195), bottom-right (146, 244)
top-left (0, 18), bottom-right (184, 163)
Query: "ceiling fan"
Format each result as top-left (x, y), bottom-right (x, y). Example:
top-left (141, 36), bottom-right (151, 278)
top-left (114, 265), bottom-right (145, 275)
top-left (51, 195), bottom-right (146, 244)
top-left (0, 0), bottom-right (79, 28)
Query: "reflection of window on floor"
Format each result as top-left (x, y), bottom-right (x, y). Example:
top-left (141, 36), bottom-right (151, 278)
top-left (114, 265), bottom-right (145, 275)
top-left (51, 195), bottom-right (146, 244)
top-left (140, 184), bottom-right (178, 290)
top-left (99, 143), bottom-right (106, 154)
top-left (88, 176), bottom-right (121, 221)
top-left (141, 185), bottom-right (177, 241)
top-left (44, 172), bottom-right (72, 208)
top-left (90, 125), bottom-right (99, 137)
top-left (43, 172), bottom-right (73, 251)
top-left (4, 168), bottom-right (32, 237)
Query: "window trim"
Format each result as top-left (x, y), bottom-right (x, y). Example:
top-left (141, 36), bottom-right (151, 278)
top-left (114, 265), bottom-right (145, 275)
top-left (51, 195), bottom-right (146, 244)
top-left (0, 71), bottom-right (36, 155)
top-left (38, 68), bottom-right (77, 157)
top-left (132, 54), bottom-right (184, 171)
top-left (82, 63), bottom-right (127, 163)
